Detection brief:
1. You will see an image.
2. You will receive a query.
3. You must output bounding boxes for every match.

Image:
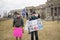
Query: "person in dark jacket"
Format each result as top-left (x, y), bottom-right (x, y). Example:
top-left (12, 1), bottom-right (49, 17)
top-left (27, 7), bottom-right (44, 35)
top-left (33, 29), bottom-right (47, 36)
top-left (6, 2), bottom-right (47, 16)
top-left (26, 12), bottom-right (28, 20)
top-left (29, 12), bottom-right (38, 40)
top-left (13, 13), bottom-right (24, 40)
top-left (38, 14), bottom-right (41, 18)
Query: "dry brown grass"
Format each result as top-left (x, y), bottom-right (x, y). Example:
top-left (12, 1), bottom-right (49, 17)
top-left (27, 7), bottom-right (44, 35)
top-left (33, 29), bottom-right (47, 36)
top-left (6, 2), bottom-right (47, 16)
top-left (0, 18), bottom-right (8, 22)
top-left (0, 19), bottom-right (60, 40)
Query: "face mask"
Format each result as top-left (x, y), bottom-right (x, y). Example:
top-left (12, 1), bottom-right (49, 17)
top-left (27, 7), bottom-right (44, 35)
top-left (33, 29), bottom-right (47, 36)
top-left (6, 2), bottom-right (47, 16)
top-left (35, 14), bottom-right (38, 17)
top-left (17, 15), bottom-right (20, 17)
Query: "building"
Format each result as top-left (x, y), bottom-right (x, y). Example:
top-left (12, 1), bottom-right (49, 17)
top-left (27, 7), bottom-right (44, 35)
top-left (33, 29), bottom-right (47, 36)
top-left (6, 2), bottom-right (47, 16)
top-left (25, 5), bottom-right (47, 19)
top-left (26, 6), bottom-right (35, 14)
top-left (36, 4), bottom-right (47, 19)
top-left (8, 9), bottom-right (22, 18)
top-left (46, 0), bottom-right (60, 20)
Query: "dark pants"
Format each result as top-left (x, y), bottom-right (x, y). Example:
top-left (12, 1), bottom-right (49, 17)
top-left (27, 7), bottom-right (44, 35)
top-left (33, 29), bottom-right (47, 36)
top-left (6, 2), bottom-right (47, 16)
top-left (31, 31), bottom-right (38, 40)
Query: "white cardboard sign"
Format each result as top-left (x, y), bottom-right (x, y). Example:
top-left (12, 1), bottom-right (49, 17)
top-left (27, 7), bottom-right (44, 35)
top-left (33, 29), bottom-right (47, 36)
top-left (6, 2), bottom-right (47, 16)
top-left (25, 19), bottom-right (43, 32)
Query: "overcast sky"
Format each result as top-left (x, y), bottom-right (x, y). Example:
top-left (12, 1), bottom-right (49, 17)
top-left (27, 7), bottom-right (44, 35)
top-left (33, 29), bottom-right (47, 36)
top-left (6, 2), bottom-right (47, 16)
top-left (0, 0), bottom-right (47, 17)
top-left (0, 0), bottom-right (47, 10)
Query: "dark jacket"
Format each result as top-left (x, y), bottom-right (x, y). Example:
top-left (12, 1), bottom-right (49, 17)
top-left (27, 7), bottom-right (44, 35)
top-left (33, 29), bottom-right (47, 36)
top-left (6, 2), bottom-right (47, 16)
top-left (29, 16), bottom-right (38, 21)
top-left (38, 14), bottom-right (40, 18)
top-left (13, 17), bottom-right (24, 27)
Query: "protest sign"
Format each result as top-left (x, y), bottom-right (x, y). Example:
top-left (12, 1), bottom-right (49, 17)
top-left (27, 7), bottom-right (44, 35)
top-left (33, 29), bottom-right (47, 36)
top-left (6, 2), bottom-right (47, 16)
top-left (25, 19), bottom-right (43, 32)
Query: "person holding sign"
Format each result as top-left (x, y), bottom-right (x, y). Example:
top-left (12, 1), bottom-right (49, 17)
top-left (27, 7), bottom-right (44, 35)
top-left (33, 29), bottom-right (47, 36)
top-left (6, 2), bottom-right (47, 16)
top-left (25, 11), bottom-right (43, 40)
top-left (29, 12), bottom-right (38, 40)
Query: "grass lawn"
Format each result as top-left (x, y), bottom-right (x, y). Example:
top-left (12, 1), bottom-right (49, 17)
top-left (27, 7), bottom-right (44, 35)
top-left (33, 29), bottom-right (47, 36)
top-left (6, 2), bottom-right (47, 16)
top-left (0, 19), bottom-right (60, 40)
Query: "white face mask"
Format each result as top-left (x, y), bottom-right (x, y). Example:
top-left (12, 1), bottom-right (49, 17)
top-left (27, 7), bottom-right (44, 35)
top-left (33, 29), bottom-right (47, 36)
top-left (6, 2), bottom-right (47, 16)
top-left (35, 14), bottom-right (38, 17)
top-left (17, 15), bottom-right (20, 17)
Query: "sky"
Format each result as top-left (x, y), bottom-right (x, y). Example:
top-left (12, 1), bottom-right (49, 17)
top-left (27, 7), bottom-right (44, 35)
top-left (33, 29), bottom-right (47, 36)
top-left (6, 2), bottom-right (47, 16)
top-left (0, 0), bottom-right (47, 18)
